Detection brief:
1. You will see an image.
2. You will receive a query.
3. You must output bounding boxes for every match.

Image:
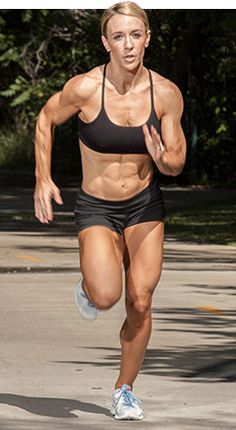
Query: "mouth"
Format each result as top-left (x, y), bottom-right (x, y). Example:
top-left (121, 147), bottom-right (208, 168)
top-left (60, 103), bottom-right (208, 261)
top-left (124, 55), bottom-right (136, 62)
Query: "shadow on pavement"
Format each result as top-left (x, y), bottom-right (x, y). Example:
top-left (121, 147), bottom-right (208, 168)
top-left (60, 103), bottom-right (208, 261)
top-left (51, 305), bottom-right (236, 383)
top-left (163, 247), bottom-right (236, 271)
top-left (0, 393), bottom-right (110, 418)
top-left (52, 342), bottom-right (236, 383)
top-left (0, 415), bottom-right (233, 430)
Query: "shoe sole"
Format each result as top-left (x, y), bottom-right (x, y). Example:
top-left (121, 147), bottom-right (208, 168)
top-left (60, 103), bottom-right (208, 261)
top-left (74, 284), bottom-right (97, 321)
top-left (111, 406), bottom-right (143, 420)
top-left (113, 413), bottom-right (143, 420)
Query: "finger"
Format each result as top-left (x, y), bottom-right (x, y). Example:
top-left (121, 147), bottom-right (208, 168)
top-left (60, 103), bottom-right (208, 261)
top-left (142, 124), bottom-right (153, 149)
top-left (151, 125), bottom-right (164, 151)
top-left (35, 201), bottom-right (48, 224)
top-left (142, 124), bottom-right (151, 140)
top-left (151, 125), bottom-right (160, 141)
top-left (144, 137), bottom-right (156, 158)
top-left (34, 195), bottom-right (44, 223)
top-left (159, 140), bottom-right (164, 151)
top-left (39, 201), bottom-right (49, 223)
top-left (53, 188), bottom-right (63, 205)
top-left (35, 193), bottom-right (51, 223)
top-left (42, 196), bottom-right (53, 222)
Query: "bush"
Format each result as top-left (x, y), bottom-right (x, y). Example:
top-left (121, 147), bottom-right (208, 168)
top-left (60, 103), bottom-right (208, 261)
top-left (0, 128), bottom-right (34, 168)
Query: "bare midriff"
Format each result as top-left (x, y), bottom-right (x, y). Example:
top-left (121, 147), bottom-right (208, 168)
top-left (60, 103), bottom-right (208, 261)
top-left (80, 141), bottom-right (154, 201)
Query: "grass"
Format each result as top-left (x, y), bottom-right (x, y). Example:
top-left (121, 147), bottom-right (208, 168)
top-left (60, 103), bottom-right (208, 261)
top-left (2, 194), bottom-right (236, 247)
top-left (165, 198), bottom-right (236, 246)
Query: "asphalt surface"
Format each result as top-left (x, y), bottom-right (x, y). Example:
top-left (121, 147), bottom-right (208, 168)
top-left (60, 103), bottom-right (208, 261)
top-left (0, 181), bottom-right (236, 430)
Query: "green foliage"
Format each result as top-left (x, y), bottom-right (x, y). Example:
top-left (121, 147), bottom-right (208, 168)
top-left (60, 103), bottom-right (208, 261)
top-left (0, 9), bottom-right (105, 128)
top-left (0, 9), bottom-right (236, 185)
top-left (0, 128), bottom-right (34, 168)
top-left (0, 75), bottom-right (29, 105)
top-left (147, 11), bottom-right (236, 185)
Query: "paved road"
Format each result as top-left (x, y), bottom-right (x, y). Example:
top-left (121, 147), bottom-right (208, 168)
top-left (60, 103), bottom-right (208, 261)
top-left (0, 183), bottom-right (236, 429)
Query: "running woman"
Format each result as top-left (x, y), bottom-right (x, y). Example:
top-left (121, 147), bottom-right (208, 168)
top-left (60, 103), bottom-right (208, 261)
top-left (34, 1), bottom-right (186, 420)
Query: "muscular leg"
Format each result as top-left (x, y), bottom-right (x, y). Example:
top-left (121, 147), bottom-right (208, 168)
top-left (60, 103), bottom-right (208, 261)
top-left (78, 226), bottom-right (124, 310)
top-left (115, 221), bottom-right (164, 389)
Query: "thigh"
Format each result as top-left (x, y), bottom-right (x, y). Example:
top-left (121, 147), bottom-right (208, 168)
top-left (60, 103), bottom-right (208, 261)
top-left (78, 226), bottom-right (124, 297)
top-left (124, 221), bottom-right (164, 299)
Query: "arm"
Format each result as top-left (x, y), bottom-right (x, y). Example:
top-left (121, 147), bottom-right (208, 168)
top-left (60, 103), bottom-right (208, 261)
top-left (34, 76), bottom-right (83, 223)
top-left (142, 80), bottom-right (186, 176)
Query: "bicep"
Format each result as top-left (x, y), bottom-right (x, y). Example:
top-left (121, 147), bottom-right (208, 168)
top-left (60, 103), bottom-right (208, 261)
top-left (161, 113), bottom-right (186, 154)
top-left (160, 85), bottom-right (186, 155)
top-left (38, 76), bottom-right (83, 130)
top-left (43, 90), bottom-right (80, 127)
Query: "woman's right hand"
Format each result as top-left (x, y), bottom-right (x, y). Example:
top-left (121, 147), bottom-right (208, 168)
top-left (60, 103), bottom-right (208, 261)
top-left (34, 179), bottom-right (63, 224)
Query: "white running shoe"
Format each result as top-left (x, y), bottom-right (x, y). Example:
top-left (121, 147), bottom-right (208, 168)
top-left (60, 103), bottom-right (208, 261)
top-left (75, 278), bottom-right (98, 321)
top-left (111, 384), bottom-right (143, 420)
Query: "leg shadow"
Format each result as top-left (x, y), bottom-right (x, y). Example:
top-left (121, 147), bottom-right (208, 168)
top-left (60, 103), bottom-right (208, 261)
top-left (0, 393), bottom-right (111, 418)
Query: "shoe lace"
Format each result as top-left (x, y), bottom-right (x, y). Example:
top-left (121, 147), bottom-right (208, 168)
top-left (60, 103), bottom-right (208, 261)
top-left (88, 301), bottom-right (96, 308)
top-left (81, 288), bottom-right (96, 308)
top-left (118, 387), bottom-right (141, 407)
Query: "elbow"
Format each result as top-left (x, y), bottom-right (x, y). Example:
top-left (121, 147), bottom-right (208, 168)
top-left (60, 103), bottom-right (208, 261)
top-left (171, 146), bottom-right (186, 176)
top-left (171, 160), bottom-right (185, 176)
top-left (36, 107), bottom-right (54, 136)
top-left (161, 152), bottom-right (186, 177)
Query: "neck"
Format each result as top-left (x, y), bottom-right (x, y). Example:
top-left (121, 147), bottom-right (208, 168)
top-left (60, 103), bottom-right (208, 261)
top-left (106, 61), bottom-right (145, 95)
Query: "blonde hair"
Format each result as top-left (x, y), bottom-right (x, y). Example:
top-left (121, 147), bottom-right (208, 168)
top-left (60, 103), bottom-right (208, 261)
top-left (101, 1), bottom-right (150, 37)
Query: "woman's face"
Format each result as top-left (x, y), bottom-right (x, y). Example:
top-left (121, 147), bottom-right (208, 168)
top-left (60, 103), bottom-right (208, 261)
top-left (102, 14), bottom-right (150, 70)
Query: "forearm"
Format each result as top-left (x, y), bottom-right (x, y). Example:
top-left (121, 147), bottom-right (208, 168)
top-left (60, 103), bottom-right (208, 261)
top-left (34, 111), bottom-right (54, 182)
top-left (155, 150), bottom-right (186, 176)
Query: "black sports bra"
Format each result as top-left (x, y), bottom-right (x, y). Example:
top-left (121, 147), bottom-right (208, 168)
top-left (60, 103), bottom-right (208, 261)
top-left (77, 64), bottom-right (161, 154)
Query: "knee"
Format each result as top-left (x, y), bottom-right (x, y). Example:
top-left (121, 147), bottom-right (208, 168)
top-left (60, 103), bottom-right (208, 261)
top-left (89, 284), bottom-right (122, 311)
top-left (127, 293), bottom-right (153, 321)
top-left (93, 292), bottom-right (121, 310)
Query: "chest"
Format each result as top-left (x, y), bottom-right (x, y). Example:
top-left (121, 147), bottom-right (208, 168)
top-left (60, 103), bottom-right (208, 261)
top-left (80, 83), bottom-right (155, 127)
top-left (104, 85), bottom-right (152, 127)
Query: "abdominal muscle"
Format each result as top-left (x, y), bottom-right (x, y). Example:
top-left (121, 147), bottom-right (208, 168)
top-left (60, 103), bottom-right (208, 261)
top-left (80, 141), bottom-right (154, 200)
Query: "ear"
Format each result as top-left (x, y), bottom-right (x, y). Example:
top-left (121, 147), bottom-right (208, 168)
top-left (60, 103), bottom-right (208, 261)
top-left (101, 35), bottom-right (111, 53)
top-left (145, 29), bottom-right (151, 48)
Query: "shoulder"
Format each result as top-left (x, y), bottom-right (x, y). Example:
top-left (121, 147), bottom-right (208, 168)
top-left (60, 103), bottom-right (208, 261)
top-left (61, 65), bottom-right (104, 106)
top-left (150, 69), bottom-right (184, 115)
top-left (150, 69), bottom-right (182, 99)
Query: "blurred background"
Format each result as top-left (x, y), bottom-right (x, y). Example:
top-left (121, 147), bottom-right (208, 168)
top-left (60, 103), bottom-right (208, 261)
top-left (0, 9), bottom-right (236, 245)
top-left (0, 9), bottom-right (236, 187)
top-left (1, 11), bottom-right (236, 425)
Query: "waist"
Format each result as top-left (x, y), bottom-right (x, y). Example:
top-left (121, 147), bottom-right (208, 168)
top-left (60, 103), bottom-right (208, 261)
top-left (79, 177), bottom-right (160, 205)
top-left (82, 172), bottom-right (157, 201)
top-left (80, 143), bottom-right (154, 200)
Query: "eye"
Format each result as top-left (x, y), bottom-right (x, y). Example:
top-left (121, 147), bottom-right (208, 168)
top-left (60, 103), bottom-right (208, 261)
top-left (113, 34), bottom-right (123, 41)
top-left (132, 33), bottom-right (142, 39)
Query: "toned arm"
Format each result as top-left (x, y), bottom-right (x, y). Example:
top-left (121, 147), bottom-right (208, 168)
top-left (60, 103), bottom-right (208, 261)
top-left (34, 76), bottom-right (83, 223)
top-left (143, 79), bottom-right (186, 176)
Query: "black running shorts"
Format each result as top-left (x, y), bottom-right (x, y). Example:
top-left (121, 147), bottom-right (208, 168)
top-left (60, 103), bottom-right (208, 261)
top-left (74, 178), bottom-right (165, 236)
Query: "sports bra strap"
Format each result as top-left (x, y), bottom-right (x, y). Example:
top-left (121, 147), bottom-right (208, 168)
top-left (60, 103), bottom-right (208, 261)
top-left (102, 64), bottom-right (154, 110)
top-left (101, 63), bottom-right (107, 108)
top-left (148, 69), bottom-right (155, 110)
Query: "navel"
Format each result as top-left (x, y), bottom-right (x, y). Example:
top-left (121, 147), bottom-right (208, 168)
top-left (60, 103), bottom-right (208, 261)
top-left (121, 180), bottom-right (128, 189)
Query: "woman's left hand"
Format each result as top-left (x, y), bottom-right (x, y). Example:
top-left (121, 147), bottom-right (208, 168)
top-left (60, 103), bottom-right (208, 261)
top-left (142, 124), bottom-right (164, 163)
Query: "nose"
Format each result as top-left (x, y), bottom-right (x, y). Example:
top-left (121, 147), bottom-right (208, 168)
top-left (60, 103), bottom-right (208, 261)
top-left (124, 36), bottom-right (133, 49)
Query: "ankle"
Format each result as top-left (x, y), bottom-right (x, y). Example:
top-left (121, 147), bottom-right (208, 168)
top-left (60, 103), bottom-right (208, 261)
top-left (81, 279), bottom-right (92, 302)
top-left (115, 383), bottom-right (132, 391)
